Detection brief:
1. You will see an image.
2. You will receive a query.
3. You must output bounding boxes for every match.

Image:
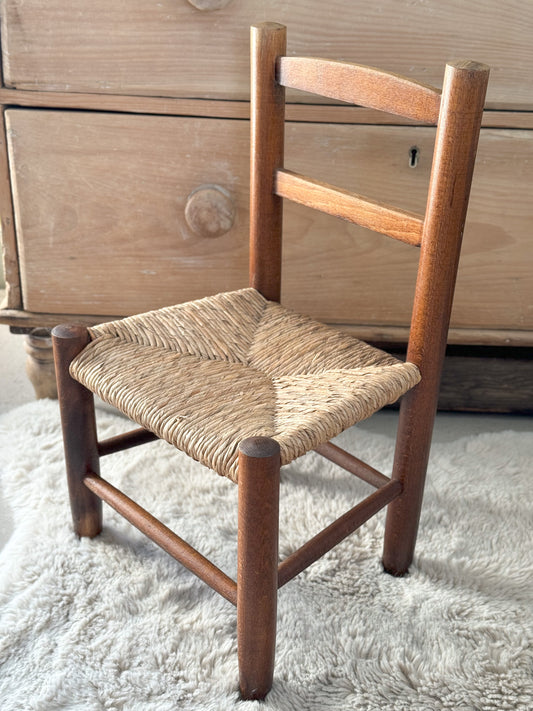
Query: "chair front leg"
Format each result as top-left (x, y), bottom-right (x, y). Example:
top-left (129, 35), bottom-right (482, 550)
top-left (237, 437), bottom-right (280, 700)
top-left (52, 325), bottom-right (102, 538)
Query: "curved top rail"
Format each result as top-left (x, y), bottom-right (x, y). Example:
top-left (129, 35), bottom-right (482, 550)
top-left (278, 56), bottom-right (441, 123)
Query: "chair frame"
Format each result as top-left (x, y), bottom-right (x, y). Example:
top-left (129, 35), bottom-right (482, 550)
top-left (52, 22), bottom-right (488, 700)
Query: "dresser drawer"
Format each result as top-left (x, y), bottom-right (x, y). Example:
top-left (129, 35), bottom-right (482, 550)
top-left (1, 0), bottom-right (532, 109)
top-left (6, 111), bottom-right (250, 315)
top-left (284, 125), bottom-right (533, 334)
top-left (6, 109), bottom-right (533, 335)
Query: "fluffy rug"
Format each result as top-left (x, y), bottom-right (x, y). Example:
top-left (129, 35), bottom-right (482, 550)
top-left (0, 400), bottom-right (531, 710)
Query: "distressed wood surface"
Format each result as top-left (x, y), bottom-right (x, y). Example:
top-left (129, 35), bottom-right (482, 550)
top-left (385, 346), bottom-right (533, 414)
top-left (184, 185), bottom-right (236, 238)
top-left (0, 89), bottom-right (531, 129)
top-left (5, 110), bottom-right (533, 333)
top-left (6, 111), bottom-right (251, 315)
top-left (0, 110), bottom-right (20, 308)
top-left (1, 307), bottom-right (531, 348)
top-left (23, 327), bottom-right (57, 399)
top-left (437, 351), bottom-right (533, 413)
top-left (1, 0), bottom-right (531, 109)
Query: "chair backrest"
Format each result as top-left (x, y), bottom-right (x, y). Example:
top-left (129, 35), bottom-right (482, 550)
top-left (249, 22), bottom-right (489, 396)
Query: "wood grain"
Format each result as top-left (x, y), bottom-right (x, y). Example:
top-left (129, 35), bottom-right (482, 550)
top-left (383, 59), bottom-right (490, 575)
top-left (277, 479), bottom-right (401, 588)
top-left (314, 442), bottom-right (391, 488)
top-left (275, 169), bottom-right (423, 246)
top-left (84, 473), bottom-right (238, 605)
top-left (1, 0), bottom-right (531, 109)
top-left (237, 437), bottom-right (280, 700)
top-left (0, 89), bottom-right (531, 129)
top-left (279, 124), bottom-right (533, 333)
top-left (52, 324), bottom-right (102, 538)
top-left (278, 57), bottom-right (441, 123)
top-left (5, 111), bottom-right (532, 332)
top-left (385, 345), bottom-right (533, 414)
top-left (438, 350), bottom-right (533, 413)
top-left (97, 428), bottom-right (158, 457)
top-left (249, 22), bottom-right (286, 301)
top-left (23, 328), bottom-right (57, 399)
top-left (0, 110), bottom-right (20, 308)
top-left (6, 111), bottom-right (250, 315)
top-left (184, 185), bottom-right (235, 238)
top-left (1, 307), bottom-right (531, 347)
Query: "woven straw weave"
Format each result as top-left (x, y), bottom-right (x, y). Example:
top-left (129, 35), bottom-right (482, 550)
top-left (71, 288), bottom-right (421, 482)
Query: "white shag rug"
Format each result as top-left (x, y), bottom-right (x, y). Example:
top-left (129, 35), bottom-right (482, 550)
top-left (0, 400), bottom-right (531, 711)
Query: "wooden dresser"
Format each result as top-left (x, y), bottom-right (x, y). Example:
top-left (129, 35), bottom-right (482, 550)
top-left (0, 0), bottom-right (532, 411)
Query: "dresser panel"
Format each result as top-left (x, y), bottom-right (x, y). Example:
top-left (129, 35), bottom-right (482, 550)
top-left (6, 109), bottom-right (532, 334)
top-left (2, 0), bottom-right (532, 109)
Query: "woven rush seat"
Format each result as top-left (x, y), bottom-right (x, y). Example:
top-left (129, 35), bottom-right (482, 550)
top-left (71, 288), bottom-right (421, 482)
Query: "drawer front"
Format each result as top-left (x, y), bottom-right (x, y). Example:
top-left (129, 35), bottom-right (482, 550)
top-left (6, 109), bottom-right (533, 333)
top-left (7, 111), bottom-right (251, 315)
top-left (1, 0), bottom-right (532, 110)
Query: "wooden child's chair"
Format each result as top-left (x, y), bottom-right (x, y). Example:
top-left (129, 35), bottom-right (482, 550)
top-left (52, 23), bottom-right (488, 700)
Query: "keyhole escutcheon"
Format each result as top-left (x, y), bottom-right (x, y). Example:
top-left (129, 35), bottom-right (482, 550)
top-left (409, 146), bottom-right (420, 168)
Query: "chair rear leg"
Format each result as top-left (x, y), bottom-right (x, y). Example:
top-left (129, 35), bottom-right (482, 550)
top-left (382, 385), bottom-right (437, 576)
top-left (237, 437), bottom-right (280, 700)
top-left (52, 325), bottom-right (102, 538)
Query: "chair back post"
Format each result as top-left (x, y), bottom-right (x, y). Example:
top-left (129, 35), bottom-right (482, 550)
top-left (383, 60), bottom-right (489, 575)
top-left (249, 22), bottom-right (286, 302)
top-left (408, 60), bottom-right (490, 378)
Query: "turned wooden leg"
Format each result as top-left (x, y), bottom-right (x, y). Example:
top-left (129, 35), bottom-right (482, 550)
top-left (52, 324), bottom-right (102, 538)
top-left (237, 436), bottom-right (280, 700)
top-left (382, 384), bottom-right (437, 576)
top-left (24, 327), bottom-right (58, 399)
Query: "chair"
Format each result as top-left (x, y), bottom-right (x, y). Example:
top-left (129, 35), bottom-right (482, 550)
top-left (52, 23), bottom-right (489, 700)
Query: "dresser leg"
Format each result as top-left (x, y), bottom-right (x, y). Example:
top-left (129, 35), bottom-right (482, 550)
top-left (24, 327), bottom-right (58, 399)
